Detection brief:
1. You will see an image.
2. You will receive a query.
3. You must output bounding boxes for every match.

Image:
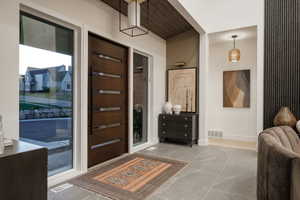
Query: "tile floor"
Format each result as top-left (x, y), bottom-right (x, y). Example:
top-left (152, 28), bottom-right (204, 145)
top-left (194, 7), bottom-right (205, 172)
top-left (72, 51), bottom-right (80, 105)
top-left (48, 143), bottom-right (257, 200)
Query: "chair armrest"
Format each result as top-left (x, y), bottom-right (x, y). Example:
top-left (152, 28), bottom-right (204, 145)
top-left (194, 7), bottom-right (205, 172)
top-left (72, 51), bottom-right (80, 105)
top-left (257, 135), bottom-right (298, 200)
top-left (292, 158), bottom-right (300, 200)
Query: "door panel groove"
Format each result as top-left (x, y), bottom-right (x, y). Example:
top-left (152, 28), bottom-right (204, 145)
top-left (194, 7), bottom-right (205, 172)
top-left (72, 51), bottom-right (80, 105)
top-left (95, 53), bottom-right (122, 63)
top-left (95, 123), bottom-right (121, 130)
top-left (98, 107), bottom-right (121, 112)
top-left (91, 139), bottom-right (121, 150)
top-left (98, 90), bottom-right (121, 95)
top-left (92, 72), bottom-right (121, 79)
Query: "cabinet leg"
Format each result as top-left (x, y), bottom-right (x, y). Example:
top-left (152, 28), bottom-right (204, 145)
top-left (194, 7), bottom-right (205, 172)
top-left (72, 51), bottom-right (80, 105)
top-left (190, 141), bottom-right (194, 147)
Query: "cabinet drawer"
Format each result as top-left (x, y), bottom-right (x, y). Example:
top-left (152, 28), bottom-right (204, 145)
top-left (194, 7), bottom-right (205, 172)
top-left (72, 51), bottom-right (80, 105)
top-left (160, 129), bottom-right (191, 139)
top-left (160, 122), bottom-right (192, 132)
top-left (160, 115), bottom-right (193, 122)
top-left (171, 131), bottom-right (191, 139)
top-left (160, 120), bottom-right (192, 127)
top-left (158, 114), bottom-right (198, 146)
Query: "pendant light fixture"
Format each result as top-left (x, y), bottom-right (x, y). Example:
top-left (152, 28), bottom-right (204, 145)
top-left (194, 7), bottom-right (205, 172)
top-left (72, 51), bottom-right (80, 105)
top-left (228, 35), bottom-right (241, 63)
top-left (119, 0), bottom-right (149, 37)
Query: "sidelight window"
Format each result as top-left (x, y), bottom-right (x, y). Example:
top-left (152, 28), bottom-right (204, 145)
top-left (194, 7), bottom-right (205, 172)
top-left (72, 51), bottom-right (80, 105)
top-left (133, 52), bottom-right (149, 146)
top-left (19, 12), bottom-right (74, 176)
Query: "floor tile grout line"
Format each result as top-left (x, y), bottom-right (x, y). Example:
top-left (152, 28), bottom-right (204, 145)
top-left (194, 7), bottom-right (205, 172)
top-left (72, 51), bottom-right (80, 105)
top-left (200, 149), bottom-right (232, 200)
top-left (210, 148), bottom-right (239, 187)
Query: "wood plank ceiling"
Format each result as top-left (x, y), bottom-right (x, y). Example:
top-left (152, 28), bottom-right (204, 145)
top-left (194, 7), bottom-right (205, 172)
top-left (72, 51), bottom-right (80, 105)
top-left (100, 0), bottom-right (193, 39)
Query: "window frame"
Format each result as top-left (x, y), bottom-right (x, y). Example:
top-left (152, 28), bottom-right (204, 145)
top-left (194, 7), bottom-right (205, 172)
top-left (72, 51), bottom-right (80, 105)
top-left (19, 5), bottom-right (83, 182)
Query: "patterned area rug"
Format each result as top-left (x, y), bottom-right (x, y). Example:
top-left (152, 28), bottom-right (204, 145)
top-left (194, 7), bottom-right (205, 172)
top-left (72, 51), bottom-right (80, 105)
top-left (70, 154), bottom-right (187, 200)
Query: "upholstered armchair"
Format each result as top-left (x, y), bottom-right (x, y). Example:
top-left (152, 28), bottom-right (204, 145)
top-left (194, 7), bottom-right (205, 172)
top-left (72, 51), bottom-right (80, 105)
top-left (258, 126), bottom-right (300, 200)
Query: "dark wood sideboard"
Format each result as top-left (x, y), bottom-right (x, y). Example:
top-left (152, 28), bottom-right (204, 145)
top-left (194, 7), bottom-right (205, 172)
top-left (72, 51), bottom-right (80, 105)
top-left (159, 113), bottom-right (198, 147)
top-left (0, 140), bottom-right (48, 200)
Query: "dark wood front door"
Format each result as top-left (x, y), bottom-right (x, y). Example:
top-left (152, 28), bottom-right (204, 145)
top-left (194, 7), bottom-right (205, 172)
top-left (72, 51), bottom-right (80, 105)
top-left (88, 33), bottom-right (128, 168)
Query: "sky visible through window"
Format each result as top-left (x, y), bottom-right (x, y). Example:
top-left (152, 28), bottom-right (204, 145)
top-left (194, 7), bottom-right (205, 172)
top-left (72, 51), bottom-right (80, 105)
top-left (19, 44), bottom-right (72, 75)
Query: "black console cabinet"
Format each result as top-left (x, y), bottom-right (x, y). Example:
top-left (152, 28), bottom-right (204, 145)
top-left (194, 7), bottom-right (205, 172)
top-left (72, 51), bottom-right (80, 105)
top-left (0, 140), bottom-right (48, 200)
top-left (159, 113), bottom-right (198, 147)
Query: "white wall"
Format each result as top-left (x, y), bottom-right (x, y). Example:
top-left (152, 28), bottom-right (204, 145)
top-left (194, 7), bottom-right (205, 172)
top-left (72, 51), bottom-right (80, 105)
top-left (176, 0), bottom-right (265, 139)
top-left (177, 0), bottom-right (259, 33)
top-left (208, 37), bottom-right (257, 141)
top-left (256, 0), bottom-right (265, 134)
top-left (0, 1), bottom-right (20, 139)
top-left (0, 0), bottom-right (166, 146)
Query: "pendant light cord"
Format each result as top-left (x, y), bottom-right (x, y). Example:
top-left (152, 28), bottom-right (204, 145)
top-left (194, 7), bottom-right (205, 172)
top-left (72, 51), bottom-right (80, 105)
top-left (232, 35), bottom-right (238, 49)
top-left (233, 37), bottom-right (236, 49)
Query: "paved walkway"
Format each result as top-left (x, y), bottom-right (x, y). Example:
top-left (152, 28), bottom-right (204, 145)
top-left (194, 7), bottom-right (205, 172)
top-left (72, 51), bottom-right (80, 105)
top-left (20, 118), bottom-right (72, 142)
top-left (20, 138), bottom-right (70, 151)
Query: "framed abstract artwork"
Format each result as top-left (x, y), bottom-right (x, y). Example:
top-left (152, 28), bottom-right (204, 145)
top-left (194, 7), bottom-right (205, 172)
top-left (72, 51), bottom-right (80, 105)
top-left (223, 69), bottom-right (250, 108)
top-left (167, 68), bottom-right (197, 112)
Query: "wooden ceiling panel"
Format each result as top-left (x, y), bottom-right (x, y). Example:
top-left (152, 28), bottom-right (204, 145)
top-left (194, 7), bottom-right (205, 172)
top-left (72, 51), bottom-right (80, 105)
top-left (100, 0), bottom-right (193, 39)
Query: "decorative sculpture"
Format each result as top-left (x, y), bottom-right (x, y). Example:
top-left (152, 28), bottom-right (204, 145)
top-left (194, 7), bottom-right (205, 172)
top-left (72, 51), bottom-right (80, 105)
top-left (273, 107), bottom-right (297, 127)
top-left (163, 102), bottom-right (173, 115)
top-left (173, 105), bottom-right (182, 115)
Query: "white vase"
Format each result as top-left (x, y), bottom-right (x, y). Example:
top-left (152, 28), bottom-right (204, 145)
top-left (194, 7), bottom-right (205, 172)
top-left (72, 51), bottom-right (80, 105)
top-left (163, 102), bottom-right (173, 114)
top-left (296, 120), bottom-right (300, 134)
top-left (173, 105), bottom-right (182, 115)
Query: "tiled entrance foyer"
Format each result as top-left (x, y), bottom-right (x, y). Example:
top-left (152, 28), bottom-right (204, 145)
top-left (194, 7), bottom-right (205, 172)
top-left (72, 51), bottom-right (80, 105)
top-left (48, 143), bottom-right (257, 200)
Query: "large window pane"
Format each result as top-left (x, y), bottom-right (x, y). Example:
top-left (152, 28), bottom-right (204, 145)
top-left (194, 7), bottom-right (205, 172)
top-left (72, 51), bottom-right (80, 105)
top-left (19, 12), bottom-right (74, 176)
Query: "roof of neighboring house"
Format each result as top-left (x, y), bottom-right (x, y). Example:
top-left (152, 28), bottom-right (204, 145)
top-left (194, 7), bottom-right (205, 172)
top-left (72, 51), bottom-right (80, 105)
top-left (27, 67), bottom-right (40, 71)
top-left (28, 68), bottom-right (48, 76)
top-left (26, 65), bottom-right (67, 78)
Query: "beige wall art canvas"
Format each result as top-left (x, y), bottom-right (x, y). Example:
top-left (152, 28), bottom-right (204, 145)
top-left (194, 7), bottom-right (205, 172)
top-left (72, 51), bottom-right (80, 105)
top-left (168, 68), bottom-right (196, 112)
top-left (223, 70), bottom-right (250, 108)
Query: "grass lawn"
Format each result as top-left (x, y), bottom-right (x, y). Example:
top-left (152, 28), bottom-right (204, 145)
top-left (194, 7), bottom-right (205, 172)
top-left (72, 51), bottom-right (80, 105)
top-left (20, 91), bottom-right (72, 101)
top-left (20, 102), bottom-right (47, 110)
top-left (20, 102), bottom-right (68, 111)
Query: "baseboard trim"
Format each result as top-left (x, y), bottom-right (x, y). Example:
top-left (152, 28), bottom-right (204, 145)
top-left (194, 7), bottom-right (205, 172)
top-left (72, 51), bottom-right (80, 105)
top-left (130, 141), bottom-right (158, 153)
top-left (48, 169), bottom-right (83, 188)
top-left (198, 138), bottom-right (208, 146)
